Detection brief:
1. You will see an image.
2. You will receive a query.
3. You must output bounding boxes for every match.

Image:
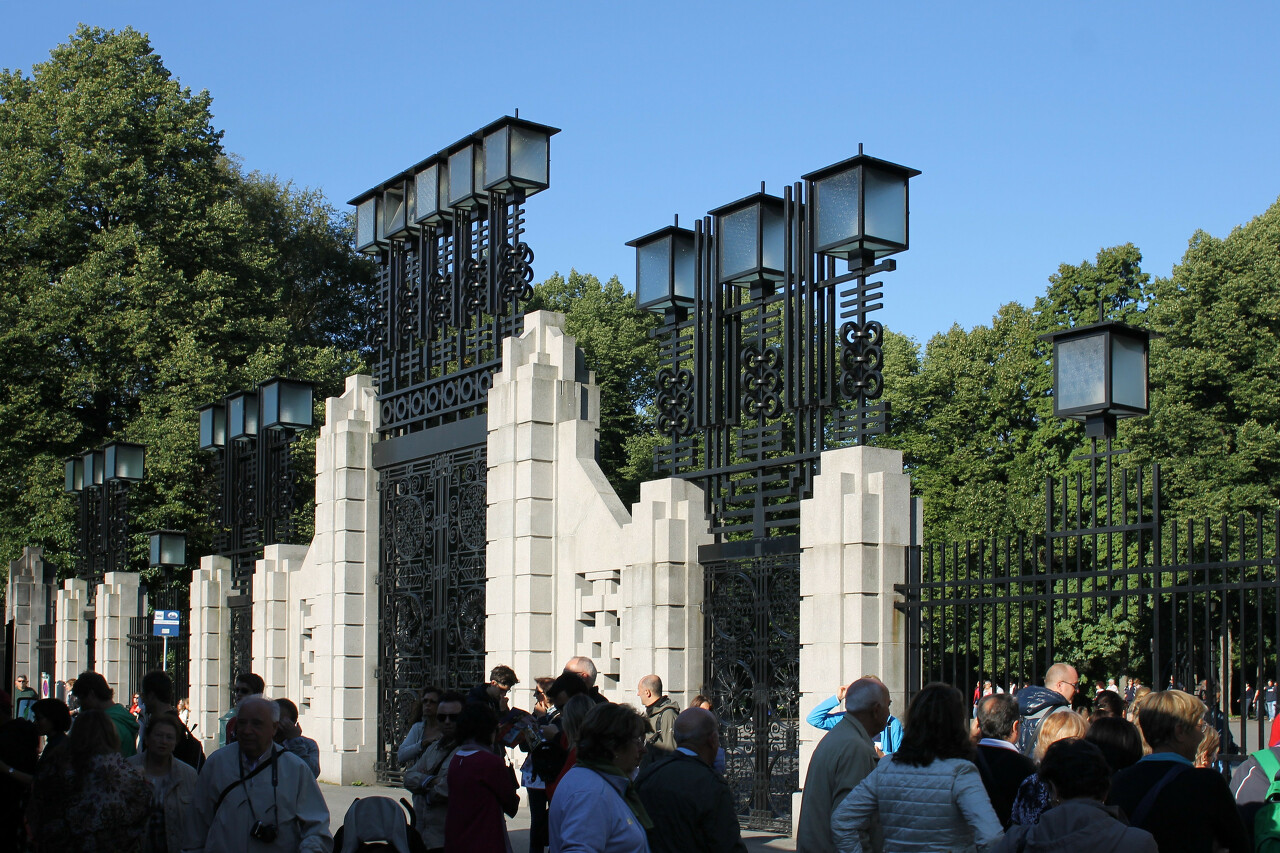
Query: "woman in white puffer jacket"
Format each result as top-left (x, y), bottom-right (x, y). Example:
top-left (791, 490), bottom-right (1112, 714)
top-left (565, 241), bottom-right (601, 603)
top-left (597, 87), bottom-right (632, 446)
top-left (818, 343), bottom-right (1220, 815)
top-left (831, 682), bottom-right (1004, 853)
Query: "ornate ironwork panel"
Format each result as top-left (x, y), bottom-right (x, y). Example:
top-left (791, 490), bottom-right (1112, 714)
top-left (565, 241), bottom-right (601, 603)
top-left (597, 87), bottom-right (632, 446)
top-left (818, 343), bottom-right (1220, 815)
top-left (370, 197), bottom-right (533, 439)
top-left (705, 553), bottom-right (800, 833)
top-left (652, 198), bottom-right (901, 540)
top-left (375, 441), bottom-right (488, 782)
top-left (73, 479), bottom-right (134, 586)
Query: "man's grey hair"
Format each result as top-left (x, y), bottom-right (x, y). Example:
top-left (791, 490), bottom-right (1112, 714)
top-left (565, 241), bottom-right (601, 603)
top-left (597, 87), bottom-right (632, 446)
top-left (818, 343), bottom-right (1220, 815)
top-left (238, 694), bottom-right (281, 722)
top-left (565, 656), bottom-right (598, 687)
top-left (844, 677), bottom-right (887, 714)
top-left (673, 707), bottom-right (717, 745)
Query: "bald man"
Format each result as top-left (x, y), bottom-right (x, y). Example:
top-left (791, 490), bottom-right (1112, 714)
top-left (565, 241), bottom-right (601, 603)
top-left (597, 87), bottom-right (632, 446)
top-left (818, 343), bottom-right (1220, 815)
top-left (1016, 662), bottom-right (1078, 755)
top-left (637, 674), bottom-right (679, 767)
top-left (636, 708), bottom-right (746, 853)
top-left (797, 677), bottom-right (890, 853)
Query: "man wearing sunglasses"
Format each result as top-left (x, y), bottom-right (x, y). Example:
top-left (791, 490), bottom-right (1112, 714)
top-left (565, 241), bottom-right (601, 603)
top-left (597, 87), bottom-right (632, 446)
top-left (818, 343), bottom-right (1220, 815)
top-left (223, 672), bottom-right (265, 745)
top-left (404, 690), bottom-right (465, 852)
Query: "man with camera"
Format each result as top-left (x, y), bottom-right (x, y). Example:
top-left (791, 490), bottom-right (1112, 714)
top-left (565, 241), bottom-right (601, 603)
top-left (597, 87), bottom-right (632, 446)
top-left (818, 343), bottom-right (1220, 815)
top-left (184, 695), bottom-right (332, 852)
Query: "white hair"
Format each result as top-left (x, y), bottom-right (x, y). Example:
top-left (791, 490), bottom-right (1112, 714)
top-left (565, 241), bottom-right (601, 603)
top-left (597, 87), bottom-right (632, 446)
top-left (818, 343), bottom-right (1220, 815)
top-left (566, 656), bottom-right (598, 687)
top-left (238, 694), bottom-right (280, 722)
top-left (844, 678), bottom-right (887, 714)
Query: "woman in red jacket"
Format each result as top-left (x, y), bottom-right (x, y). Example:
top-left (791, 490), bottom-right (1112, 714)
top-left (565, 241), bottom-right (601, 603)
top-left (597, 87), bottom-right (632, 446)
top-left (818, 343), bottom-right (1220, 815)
top-left (444, 703), bottom-right (520, 853)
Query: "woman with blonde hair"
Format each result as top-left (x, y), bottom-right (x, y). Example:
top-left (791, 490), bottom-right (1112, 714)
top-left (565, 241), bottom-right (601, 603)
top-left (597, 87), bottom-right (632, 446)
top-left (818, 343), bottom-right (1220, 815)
top-left (1008, 710), bottom-right (1089, 826)
top-left (1108, 689), bottom-right (1247, 852)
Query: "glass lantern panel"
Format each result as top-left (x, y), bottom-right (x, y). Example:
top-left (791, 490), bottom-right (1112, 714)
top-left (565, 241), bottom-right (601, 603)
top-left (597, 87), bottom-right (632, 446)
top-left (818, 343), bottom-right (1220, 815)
top-left (436, 161), bottom-right (450, 212)
top-left (356, 198), bottom-right (378, 250)
top-left (84, 450), bottom-right (102, 486)
top-left (380, 189), bottom-right (405, 238)
top-left (108, 443), bottom-right (145, 481)
top-left (65, 458), bottom-right (83, 492)
top-left (1056, 335), bottom-right (1107, 412)
top-left (720, 205), bottom-right (760, 281)
top-left (673, 234), bottom-right (695, 303)
top-left (228, 394), bottom-right (259, 439)
top-left (448, 147), bottom-right (475, 206)
top-left (415, 165), bottom-right (439, 222)
top-left (511, 126), bottom-right (549, 186)
top-left (864, 168), bottom-right (907, 249)
top-left (199, 405), bottom-right (226, 450)
top-left (485, 126), bottom-right (509, 187)
top-left (473, 141), bottom-right (486, 197)
top-left (637, 237), bottom-right (673, 308)
top-left (151, 532), bottom-right (186, 567)
top-left (279, 383), bottom-right (314, 428)
top-left (761, 203), bottom-right (785, 273)
top-left (815, 168), bottom-right (861, 252)
top-left (1110, 334), bottom-right (1148, 409)
top-left (405, 179), bottom-right (417, 224)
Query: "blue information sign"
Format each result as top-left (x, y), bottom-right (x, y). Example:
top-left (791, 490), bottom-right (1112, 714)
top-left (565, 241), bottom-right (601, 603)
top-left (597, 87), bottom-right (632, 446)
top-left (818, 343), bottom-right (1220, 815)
top-left (153, 610), bottom-right (181, 637)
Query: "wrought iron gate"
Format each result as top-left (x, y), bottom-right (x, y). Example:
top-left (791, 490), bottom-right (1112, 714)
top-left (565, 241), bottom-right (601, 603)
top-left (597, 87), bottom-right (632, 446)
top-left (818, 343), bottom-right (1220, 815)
top-left (634, 152), bottom-right (921, 829)
top-left (353, 117), bottom-right (556, 783)
top-left (899, 446), bottom-right (1280, 755)
top-left (36, 623), bottom-right (55, 686)
top-left (705, 551), bottom-right (801, 833)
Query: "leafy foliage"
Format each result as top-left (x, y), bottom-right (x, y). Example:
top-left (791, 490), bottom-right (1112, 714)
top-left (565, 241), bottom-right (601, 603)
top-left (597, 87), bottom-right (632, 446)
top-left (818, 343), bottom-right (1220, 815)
top-left (0, 26), bottom-right (374, 577)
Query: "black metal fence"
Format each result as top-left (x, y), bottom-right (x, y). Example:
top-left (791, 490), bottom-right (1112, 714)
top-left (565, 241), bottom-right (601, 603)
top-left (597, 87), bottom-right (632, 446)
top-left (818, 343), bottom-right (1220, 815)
top-left (898, 451), bottom-right (1280, 754)
top-left (126, 614), bottom-right (190, 702)
top-left (36, 622), bottom-right (55, 686)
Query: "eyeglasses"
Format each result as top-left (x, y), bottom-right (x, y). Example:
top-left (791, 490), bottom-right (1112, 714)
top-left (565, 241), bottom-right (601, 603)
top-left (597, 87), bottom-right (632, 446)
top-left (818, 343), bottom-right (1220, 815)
top-left (234, 687), bottom-right (253, 696)
top-left (438, 713), bottom-right (460, 722)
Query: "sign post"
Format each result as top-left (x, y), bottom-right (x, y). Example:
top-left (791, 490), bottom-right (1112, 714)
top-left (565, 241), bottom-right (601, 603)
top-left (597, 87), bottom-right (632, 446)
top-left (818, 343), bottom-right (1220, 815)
top-left (153, 610), bottom-right (181, 671)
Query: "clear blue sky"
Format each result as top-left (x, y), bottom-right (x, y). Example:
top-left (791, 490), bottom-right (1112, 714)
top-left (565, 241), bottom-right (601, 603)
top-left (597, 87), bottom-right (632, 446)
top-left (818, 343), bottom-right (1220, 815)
top-left (6, 2), bottom-right (1279, 345)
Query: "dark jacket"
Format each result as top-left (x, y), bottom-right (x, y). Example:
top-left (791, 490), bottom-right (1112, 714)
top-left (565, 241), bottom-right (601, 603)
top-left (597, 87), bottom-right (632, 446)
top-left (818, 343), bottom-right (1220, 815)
top-left (995, 798), bottom-right (1157, 853)
top-left (641, 696), bottom-right (679, 767)
top-left (1015, 686), bottom-right (1069, 755)
top-left (975, 742), bottom-right (1037, 828)
top-left (1108, 757), bottom-right (1249, 853)
top-left (636, 750), bottom-right (746, 853)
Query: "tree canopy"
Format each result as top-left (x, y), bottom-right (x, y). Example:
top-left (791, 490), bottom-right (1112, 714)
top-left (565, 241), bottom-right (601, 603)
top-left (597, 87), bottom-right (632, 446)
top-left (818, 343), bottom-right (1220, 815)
top-left (0, 26), bottom-right (373, 575)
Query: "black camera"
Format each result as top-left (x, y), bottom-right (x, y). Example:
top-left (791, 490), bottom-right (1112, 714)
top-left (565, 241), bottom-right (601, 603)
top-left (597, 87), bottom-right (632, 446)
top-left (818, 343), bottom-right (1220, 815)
top-left (250, 821), bottom-right (278, 843)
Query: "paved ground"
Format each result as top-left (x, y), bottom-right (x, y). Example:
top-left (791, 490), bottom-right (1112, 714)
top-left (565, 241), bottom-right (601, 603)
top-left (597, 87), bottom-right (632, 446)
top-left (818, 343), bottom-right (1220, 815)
top-left (319, 783), bottom-right (796, 851)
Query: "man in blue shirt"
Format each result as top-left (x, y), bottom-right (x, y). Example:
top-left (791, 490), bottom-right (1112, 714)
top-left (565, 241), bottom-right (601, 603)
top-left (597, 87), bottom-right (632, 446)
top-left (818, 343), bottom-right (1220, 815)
top-left (806, 680), bottom-right (903, 755)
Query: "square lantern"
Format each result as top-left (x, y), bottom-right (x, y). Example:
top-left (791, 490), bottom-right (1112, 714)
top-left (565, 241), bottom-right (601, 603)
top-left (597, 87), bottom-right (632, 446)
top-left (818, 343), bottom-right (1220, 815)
top-left (379, 178), bottom-right (414, 241)
top-left (260, 377), bottom-right (315, 431)
top-left (447, 138), bottom-right (487, 210)
top-left (355, 195), bottom-right (380, 254)
top-left (802, 153), bottom-right (921, 263)
top-left (413, 159), bottom-right (451, 227)
top-left (83, 449), bottom-right (104, 487)
top-left (104, 441), bottom-right (145, 482)
top-left (709, 192), bottom-right (786, 286)
top-left (148, 530), bottom-right (187, 568)
top-left (1042, 320), bottom-right (1152, 436)
top-left (482, 116), bottom-right (559, 196)
top-left (64, 456), bottom-right (84, 493)
top-left (198, 403), bottom-right (227, 451)
top-left (226, 390), bottom-right (259, 441)
top-left (627, 225), bottom-right (696, 314)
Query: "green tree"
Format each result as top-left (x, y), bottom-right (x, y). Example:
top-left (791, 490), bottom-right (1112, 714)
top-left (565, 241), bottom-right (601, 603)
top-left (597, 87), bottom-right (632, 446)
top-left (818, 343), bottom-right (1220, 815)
top-left (0, 26), bottom-right (373, 578)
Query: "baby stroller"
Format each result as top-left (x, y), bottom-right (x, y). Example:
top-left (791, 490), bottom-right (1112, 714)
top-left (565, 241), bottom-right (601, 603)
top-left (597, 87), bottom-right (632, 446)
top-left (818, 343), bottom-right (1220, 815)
top-left (333, 796), bottom-right (429, 853)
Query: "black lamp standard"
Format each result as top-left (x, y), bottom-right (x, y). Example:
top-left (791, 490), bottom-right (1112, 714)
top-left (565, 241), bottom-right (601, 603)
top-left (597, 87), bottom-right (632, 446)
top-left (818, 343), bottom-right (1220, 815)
top-left (63, 440), bottom-right (145, 672)
top-left (197, 377), bottom-right (314, 680)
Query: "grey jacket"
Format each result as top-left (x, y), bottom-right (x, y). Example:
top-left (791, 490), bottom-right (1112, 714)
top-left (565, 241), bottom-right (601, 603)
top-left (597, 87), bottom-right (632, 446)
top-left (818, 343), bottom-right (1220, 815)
top-left (993, 798), bottom-right (1157, 853)
top-left (797, 715), bottom-right (881, 853)
top-left (127, 754), bottom-right (199, 853)
top-left (831, 756), bottom-right (1002, 853)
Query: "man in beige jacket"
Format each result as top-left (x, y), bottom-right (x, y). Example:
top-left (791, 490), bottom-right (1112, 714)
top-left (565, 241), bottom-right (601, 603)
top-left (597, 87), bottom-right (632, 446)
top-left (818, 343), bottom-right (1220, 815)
top-left (797, 677), bottom-right (890, 853)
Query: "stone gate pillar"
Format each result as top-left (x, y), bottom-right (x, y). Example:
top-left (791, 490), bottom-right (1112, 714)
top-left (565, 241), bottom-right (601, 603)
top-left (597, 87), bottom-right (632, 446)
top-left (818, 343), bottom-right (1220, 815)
top-left (5, 547), bottom-right (55, 692)
top-left (55, 578), bottom-right (90, 685)
top-left (95, 571), bottom-right (144, 705)
top-left (189, 555), bottom-right (232, 751)
top-left (795, 445), bottom-right (915, 818)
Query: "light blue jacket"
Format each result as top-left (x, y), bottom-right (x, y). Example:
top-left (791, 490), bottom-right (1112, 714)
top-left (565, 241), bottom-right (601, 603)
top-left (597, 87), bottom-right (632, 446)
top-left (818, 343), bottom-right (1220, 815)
top-left (807, 695), bottom-right (903, 754)
top-left (549, 765), bottom-right (650, 853)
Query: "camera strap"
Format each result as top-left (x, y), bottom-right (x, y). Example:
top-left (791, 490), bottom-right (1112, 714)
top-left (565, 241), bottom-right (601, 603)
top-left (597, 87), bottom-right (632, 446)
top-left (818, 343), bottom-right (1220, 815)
top-left (212, 747), bottom-right (279, 815)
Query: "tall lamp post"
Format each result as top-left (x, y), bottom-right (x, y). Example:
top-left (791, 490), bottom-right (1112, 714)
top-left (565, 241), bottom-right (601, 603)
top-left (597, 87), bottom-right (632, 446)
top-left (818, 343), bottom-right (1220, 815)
top-left (197, 377), bottom-right (314, 682)
top-left (63, 441), bottom-right (146, 671)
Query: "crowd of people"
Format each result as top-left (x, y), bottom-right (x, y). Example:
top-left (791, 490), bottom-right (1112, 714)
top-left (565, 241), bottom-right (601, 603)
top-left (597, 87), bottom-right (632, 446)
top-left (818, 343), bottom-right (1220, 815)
top-left (798, 662), bottom-right (1280, 853)
top-left (8, 657), bottom-right (1280, 852)
top-left (396, 656), bottom-right (745, 853)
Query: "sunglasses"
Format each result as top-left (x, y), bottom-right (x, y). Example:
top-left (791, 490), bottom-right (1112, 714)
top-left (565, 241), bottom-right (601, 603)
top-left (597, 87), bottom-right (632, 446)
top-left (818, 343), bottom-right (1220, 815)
top-left (438, 713), bottom-right (460, 722)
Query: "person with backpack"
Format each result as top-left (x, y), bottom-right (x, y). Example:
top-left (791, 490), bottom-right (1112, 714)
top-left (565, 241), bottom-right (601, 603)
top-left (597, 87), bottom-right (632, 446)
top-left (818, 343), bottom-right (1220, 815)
top-left (1015, 663), bottom-right (1078, 756)
top-left (1108, 689), bottom-right (1248, 853)
top-left (1231, 737), bottom-right (1280, 843)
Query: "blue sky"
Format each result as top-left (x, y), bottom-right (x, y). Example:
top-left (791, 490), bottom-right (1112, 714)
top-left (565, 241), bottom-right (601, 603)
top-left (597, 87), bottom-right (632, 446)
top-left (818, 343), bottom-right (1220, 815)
top-left (5, 2), bottom-right (1279, 345)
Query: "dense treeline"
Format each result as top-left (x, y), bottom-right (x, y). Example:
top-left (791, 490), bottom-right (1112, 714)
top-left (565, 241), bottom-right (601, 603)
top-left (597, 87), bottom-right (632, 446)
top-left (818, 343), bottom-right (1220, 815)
top-left (0, 26), bottom-right (374, 576)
